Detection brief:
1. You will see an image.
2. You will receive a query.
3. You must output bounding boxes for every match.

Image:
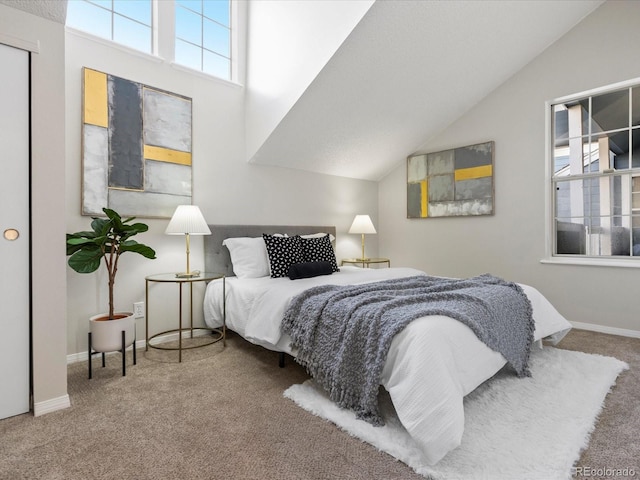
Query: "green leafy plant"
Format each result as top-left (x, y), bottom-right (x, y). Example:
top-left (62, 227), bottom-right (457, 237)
top-left (67, 208), bottom-right (156, 320)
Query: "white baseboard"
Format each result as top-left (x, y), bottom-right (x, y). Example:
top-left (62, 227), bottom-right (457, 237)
top-left (34, 394), bottom-right (71, 417)
top-left (67, 339), bottom-right (147, 364)
top-left (570, 321), bottom-right (640, 339)
top-left (67, 329), bottom-right (213, 364)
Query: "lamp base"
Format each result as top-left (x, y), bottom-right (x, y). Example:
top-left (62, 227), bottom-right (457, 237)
top-left (175, 270), bottom-right (201, 278)
top-left (354, 258), bottom-right (371, 262)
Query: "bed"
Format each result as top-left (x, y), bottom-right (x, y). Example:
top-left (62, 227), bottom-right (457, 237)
top-left (202, 224), bottom-right (572, 465)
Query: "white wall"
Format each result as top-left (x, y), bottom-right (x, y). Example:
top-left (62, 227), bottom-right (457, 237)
top-left (65, 31), bottom-right (378, 356)
top-left (0, 4), bottom-right (68, 413)
top-left (379, 0), bottom-right (640, 335)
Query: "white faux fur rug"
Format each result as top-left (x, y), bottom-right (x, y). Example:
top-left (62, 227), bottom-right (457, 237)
top-left (284, 347), bottom-right (628, 480)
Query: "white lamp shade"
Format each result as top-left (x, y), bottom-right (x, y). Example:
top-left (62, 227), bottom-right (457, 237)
top-left (348, 215), bottom-right (377, 234)
top-left (165, 205), bottom-right (211, 235)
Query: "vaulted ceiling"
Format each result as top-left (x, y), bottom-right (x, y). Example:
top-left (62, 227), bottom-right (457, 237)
top-left (248, 0), bottom-right (605, 181)
top-left (0, 0), bottom-right (67, 24)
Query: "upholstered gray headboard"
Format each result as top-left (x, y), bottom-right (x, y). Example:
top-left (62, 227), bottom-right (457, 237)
top-left (204, 225), bottom-right (337, 277)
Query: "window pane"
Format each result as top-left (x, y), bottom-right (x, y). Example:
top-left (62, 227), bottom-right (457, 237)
top-left (203, 50), bottom-right (230, 79)
top-left (597, 174), bottom-right (633, 218)
top-left (612, 175), bottom-right (623, 216)
top-left (633, 87), bottom-right (640, 127)
top-left (555, 182), bottom-right (572, 218)
top-left (632, 128), bottom-right (640, 168)
top-left (591, 131), bottom-right (629, 170)
top-left (555, 178), bottom-right (590, 218)
top-left (611, 224), bottom-right (630, 255)
top-left (114, 14), bottom-right (151, 53)
top-left (203, 18), bottom-right (229, 56)
top-left (204, 0), bottom-right (230, 26)
top-left (591, 89), bottom-right (629, 133)
top-left (585, 217), bottom-right (601, 256)
top-left (633, 177), bottom-right (640, 213)
top-left (176, 6), bottom-right (202, 45)
top-left (585, 177), bottom-right (599, 218)
top-left (584, 139), bottom-right (600, 173)
top-left (113, 0), bottom-right (151, 26)
top-left (177, 0), bottom-right (202, 14)
top-left (633, 211), bottom-right (640, 256)
top-left (552, 104), bottom-right (572, 176)
top-left (612, 220), bottom-right (632, 256)
top-left (66, 1), bottom-right (112, 40)
top-left (175, 39), bottom-right (202, 70)
top-left (587, 218), bottom-right (631, 256)
top-left (553, 149), bottom-right (570, 176)
top-left (633, 219), bottom-right (640, 256)
top-left (553, 104), bottom-right (569, 144)
top-left (556, 218), bottom-right (586, 254)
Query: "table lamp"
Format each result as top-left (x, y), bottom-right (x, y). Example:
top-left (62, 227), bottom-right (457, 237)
top-left (165, 205), bottom-right (211, 277)
top-left (348, 214), bottom-right (377, 261)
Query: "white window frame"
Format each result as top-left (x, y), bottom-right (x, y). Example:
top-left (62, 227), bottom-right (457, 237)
top-left (166, 0), bottom-right (242, 84)
top-left (543, 76), bottom-right (640, 268)
top-left (66, 0), bottom-right (244, 86)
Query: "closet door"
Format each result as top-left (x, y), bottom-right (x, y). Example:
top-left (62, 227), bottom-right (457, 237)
top-left (0, 43), bottom-right (30, 419)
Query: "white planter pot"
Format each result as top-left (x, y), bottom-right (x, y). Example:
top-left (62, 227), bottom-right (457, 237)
top-left (89, 312), bottom-right (136, 353)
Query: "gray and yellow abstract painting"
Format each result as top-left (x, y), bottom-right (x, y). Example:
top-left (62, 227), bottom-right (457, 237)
top-left (82, 68), bottom-right (192, 218)
top-left (407, 141), bottom-right (494, 218)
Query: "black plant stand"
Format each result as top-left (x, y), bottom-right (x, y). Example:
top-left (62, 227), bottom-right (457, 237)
top-left (88, 328), bottom-right (137, 379)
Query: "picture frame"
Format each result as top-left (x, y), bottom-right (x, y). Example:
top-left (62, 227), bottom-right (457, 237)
top-left (81, 67), bottom-right (193, 218)
top-left (407, 141), bottom-right (494, 218)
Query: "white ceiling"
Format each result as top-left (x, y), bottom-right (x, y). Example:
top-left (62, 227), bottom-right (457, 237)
top-left (249, 0), bottom-right (604, 181)
top-left (0, 0), bottom-right (66, 24)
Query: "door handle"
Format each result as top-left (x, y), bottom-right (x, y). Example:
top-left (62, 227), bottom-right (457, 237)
top-left (3, 229), bottom-right (19, 241)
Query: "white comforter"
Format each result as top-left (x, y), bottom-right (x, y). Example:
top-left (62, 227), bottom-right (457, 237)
top-left (203, 267), bottom-right (571, 465)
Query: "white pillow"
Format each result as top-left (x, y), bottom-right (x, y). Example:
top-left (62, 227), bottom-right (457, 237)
top-left (222, 237), bottom-right (270, 278)
top-left (300, 232), bottom-right (336, 242)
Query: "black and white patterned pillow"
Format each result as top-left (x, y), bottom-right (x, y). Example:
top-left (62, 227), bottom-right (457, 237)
top-left (300, 234), bottom-right (339, 272)
top-left (263, 234), bottom-right (304, 278)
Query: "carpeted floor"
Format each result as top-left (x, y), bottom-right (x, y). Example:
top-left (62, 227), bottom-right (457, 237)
top-left (554, 330), bottom-right (640, 478)
top-left (0, 329), bottom-right (638, 480)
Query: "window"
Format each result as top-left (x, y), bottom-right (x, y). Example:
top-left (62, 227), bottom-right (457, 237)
top-left (66, 0), bottom-right (153, 54)
top-left (174, 0), bottom-right (232, 80)
top-left (550, 80), bottom-right (640, 259)
top-left (66, 0), bottom-right (238, 83)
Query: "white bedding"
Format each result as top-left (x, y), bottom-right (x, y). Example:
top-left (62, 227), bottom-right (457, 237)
top-left (203, 266), bottom-right (571, 465)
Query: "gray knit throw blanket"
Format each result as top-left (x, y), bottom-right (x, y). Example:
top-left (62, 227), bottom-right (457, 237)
top-left (281, 274), bottom-right (535, 426)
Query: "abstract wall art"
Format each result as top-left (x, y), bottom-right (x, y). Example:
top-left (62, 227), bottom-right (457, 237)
top-left (407, 141), bottom-right (494, 218)
top-left (82, 67), bottom-right (193, 218)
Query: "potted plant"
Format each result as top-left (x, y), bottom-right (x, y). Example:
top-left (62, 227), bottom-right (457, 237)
top-left (67, 208), bottom-right (156, 354)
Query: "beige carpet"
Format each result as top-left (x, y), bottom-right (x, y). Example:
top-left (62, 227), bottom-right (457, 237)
top-left (0, 329), bottom-right (638, 480)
